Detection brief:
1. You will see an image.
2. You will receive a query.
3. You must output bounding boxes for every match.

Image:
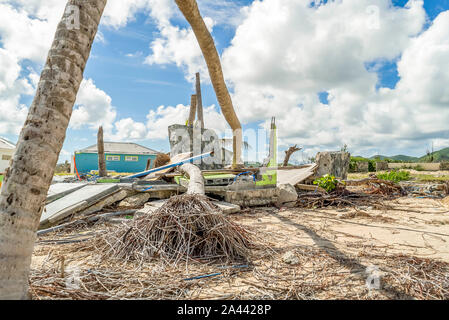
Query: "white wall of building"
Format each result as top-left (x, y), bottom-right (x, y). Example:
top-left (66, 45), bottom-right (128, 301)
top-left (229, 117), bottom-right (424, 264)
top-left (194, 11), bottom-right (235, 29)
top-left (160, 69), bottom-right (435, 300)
top-left (0, 148), bottom-right (15, 173)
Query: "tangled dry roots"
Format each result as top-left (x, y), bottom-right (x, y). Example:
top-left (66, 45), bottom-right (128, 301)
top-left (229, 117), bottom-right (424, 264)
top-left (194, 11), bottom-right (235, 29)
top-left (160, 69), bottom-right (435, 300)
top-left (154, 153), bottom-right (171, 168)
top-left (97, 194), bottom-right (252, 265)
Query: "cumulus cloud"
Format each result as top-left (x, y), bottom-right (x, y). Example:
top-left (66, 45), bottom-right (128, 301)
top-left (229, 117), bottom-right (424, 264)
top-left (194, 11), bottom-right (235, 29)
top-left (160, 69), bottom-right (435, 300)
top-left (102, 103), bottom-right (227, 142)
top-left (144, 0), bottom-right (247, 82)
top-left (145, 104), bottom-right (227, 140)
top-left (71, 79), bottom-right (117, 131)
top-left (2, 0), bottom-right (449, 159)
top-left (145, 18), bottom-right (215, 82)
top-left (108, 118), bottom-right (148, 141)
top-left (216, 0), bottom-right (448, 156)
top-left (0, 48), bottom-right (34, 135)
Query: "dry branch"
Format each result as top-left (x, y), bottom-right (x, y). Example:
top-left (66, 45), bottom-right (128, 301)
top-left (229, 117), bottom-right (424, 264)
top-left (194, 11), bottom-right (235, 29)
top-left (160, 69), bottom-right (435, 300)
top-left (283, 145), bottom-right (302, 167)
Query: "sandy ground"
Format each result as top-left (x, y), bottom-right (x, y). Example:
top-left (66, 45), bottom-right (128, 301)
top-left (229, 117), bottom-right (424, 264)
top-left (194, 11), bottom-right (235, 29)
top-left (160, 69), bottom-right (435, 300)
top-left (30, 196), bottom-right (449, 300)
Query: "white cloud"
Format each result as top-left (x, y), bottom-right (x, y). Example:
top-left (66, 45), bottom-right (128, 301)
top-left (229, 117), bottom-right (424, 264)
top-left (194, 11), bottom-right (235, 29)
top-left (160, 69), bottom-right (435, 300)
top-left (216, 0), bottom-right (448, 156)
top-left (0, 48), bottom-right (33, 135)
top-left (0, 2), bottom-right (61, 63)
top-left (107, 118), bottom-right (148, 141)
top-left (144, 0), bottom-right (247, 82)
top-left (145, 104), bottom-right (227, 140)
top-left (145, 18), bottom-right (215, 82)
top-left (2, 0), bottom-right (449, 159)
top-left (101, 103), bottom-right (227, 142)
top-left (70, 78), bottom-right (117, 131)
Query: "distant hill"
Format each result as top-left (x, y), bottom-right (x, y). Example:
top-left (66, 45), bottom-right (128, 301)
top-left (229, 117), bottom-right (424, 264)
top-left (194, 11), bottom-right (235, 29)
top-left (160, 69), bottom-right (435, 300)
top-left (365, 147), bottom-right (449, 163)
top-left (369, 155), bottom-right (419, 162)
top-left (391, 155), bottom-right (420, 162)
top-left (418, 147), bottom-right (449, 162)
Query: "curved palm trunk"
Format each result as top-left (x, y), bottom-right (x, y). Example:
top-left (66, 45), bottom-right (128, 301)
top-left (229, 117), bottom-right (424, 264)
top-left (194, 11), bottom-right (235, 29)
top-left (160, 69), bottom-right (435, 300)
top-left (179, 163), bottom-right (205, 195)
top-left (0, 0), bottom-right (107, 300)
top-left (97, 126), bottom-right (107, 177)
top-left (175, 0), bottom-right (243, 168)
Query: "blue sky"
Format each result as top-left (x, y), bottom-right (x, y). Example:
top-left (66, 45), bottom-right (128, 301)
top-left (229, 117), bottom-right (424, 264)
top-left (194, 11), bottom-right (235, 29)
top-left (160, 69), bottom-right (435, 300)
top-left (1, 0), bottom-right (449, 163)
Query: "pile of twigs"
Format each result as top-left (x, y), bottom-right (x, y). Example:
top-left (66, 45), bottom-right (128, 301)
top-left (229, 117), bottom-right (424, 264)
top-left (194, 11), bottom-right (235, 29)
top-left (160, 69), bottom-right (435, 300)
top-left (296, 189), bottom-right (387, 209)
top-left (295, 178), bottom-right (406, 209)
top-left (362, 179), bottom-right (405, 196)
top-left (94, 194), bottom-right (252, 265)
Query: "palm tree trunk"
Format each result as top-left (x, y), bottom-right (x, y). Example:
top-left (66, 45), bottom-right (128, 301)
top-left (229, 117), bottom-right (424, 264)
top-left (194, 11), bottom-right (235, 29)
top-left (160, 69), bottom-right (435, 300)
top-left (195, 72), bottom-right (204, 129)
top-left (175, 0), bottom-right (243, 168)
top-left (179, 163), bottom-right (205, 195)
top-left (188, 94), bottom-right (197, 127)
top-left (97, 126), bottom-right (107, 177)
top-left (0, 0), bottom-right (107, 300)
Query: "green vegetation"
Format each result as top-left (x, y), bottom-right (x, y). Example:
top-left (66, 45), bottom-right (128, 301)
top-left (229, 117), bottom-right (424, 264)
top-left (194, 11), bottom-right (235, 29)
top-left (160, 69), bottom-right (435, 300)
top-left (414, 174), bottom-right (449, 182)
top-left (313, 174), bottom-right (338, 192)
top-left (0, 175), bottom-right (3, 182)
top-left (361, 147), bottom-right (449, 164)
top-left (377, 170), bottom-right (411, 183)
top-left (349, 172), bottom-right (449, 182)
top-left (97, 178), bottom-right (121, 183)
top-left (350, 157), bottom-right (376, 172)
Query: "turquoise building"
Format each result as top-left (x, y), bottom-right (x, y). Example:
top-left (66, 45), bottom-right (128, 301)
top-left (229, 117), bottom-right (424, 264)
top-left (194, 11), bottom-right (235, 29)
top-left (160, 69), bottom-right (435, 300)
top-left (73, 142), bottom-right (159, 174)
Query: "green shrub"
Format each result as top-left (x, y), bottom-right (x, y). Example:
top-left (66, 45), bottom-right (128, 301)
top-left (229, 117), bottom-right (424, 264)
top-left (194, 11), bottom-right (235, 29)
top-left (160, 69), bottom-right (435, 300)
top-left (313, 174), bottom-right (338, 192)
top-left (414, 165), bottom-right (425, 171)
top-left (377, 170), bottom-right (410, 183)
top-left (350, 157), bottom-right (376, 172)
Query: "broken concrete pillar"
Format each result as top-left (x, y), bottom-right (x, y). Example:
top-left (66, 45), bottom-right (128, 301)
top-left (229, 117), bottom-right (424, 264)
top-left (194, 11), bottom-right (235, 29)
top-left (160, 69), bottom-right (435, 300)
top-left (276, 183), bottom-right (298, 207)
top-left (356, 161), bottom-right (369, 173)
top-left (376, 161), bottom-right (388, 171)
top-left (315, 151), bottom-right (350, 180)
top-left (224, 188), bottom-right (279, 207)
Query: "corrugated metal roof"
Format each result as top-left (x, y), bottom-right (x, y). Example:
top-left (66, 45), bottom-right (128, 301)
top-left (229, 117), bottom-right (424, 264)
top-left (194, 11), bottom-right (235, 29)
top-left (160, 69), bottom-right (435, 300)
top-left (0, 137), bottom-right (16, 150)
top-left (78, 142), bottom-right (159, 155)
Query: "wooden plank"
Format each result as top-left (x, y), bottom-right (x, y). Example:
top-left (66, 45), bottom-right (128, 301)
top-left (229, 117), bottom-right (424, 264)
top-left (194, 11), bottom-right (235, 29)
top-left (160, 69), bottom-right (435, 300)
top-left (296, 184), bottom-right (326, 193)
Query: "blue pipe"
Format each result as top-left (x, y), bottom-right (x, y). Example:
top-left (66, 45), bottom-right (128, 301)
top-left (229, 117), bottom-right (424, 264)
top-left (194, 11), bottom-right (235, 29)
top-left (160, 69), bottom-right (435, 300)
top-left (124, 151), bottom-right (213, 179)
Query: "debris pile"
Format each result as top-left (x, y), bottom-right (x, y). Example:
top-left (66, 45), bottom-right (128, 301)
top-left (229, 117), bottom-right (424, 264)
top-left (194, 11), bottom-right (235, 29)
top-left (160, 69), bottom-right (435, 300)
top-left (94, 194), bottom-right (252, 265)
top-left (296, 189), bottom-right (386, 209)
top-left (295, 177), bottom-right (404, 209)
top-left (400, 181), bottom-right (448, 198)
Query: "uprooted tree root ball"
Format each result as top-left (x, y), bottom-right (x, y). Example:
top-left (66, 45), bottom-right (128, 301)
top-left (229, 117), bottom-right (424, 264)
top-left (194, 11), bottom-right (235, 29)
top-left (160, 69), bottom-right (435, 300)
top-left (95, 194), bottom-right (253, 265)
